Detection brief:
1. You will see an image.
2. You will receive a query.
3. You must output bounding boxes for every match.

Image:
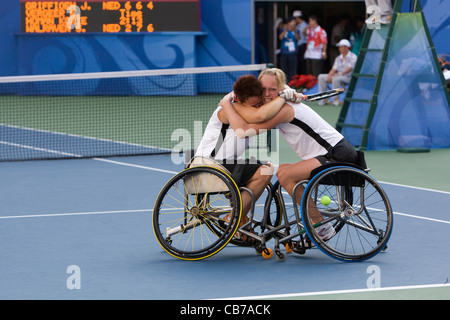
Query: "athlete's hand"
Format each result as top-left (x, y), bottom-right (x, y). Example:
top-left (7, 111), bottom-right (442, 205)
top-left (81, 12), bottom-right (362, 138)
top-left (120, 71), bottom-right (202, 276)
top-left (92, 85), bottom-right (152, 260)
top-left (221, 91), bottom-right (236, 104)
top-left (279, 89), bottom-right (304, 103)
top-left (279, 88), bottom-right (295, 101)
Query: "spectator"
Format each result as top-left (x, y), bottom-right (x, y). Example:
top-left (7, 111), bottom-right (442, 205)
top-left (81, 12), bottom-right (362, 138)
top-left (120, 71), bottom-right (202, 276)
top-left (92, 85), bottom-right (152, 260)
top-left (279, 16), bottom-right (300, 83)
top-left (303, 15), bottom-right (327, 78)
top-left (350, 17), bottom-right (366, 55)
top-left (330, 15), bottom-right (351, 64)
top-left (293, 10), bottom-right (308, 75)
top-left (317, 39), bottom-right (357, 106)
top-left (274, 17), bottom-right (284, 68)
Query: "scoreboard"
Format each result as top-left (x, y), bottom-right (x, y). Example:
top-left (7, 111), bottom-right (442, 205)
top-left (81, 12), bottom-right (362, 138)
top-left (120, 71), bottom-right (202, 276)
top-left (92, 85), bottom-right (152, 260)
top-left (21, 0), bottom-right (200, 33)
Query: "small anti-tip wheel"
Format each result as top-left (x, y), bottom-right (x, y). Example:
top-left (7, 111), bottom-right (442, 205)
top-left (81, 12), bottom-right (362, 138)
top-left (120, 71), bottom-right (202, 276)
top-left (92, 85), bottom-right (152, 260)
top-left (262, 248), bottom-right (273, 259)
top-left (275, 250), bottom-right (286, 261)
top-left (285, 243), bottom-right (293, 254)
top-left (254, 243), bottom-right (263, 255)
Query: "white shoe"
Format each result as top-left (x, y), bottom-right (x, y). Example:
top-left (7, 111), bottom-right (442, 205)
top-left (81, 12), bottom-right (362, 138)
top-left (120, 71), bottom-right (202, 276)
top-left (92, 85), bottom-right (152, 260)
top-left (298, 222), bottom-right (336, 249)
top-left (380, 15), bottom-right (391, 24)
top-left (316, 222), bottom-right (336, 241)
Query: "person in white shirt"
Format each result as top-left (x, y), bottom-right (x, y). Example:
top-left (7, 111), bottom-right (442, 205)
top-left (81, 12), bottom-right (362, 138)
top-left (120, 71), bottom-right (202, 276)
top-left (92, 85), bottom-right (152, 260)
top-left (194, 74), bottom-right (297, 241)
top-left (317, 39), bottom-right (357, 106)
top-left (303, 15), bottom-right (328, 78)
top-left (220, 68), bottom-right (359, 241)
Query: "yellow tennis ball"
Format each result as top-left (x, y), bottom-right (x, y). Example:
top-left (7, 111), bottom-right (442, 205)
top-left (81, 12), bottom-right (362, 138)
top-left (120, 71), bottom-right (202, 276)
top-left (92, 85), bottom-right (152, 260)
top-left (321, 196), bottom-right (331, 206)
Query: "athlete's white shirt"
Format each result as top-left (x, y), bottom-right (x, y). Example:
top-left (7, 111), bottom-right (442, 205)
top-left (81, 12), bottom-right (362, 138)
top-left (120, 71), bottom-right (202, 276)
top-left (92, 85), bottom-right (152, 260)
top-left (195, 106), bottom-right (250, 161)
top-left (196, 103), bottom-right (342, 161)
top-left (277, 102), bottom-right (343, 160)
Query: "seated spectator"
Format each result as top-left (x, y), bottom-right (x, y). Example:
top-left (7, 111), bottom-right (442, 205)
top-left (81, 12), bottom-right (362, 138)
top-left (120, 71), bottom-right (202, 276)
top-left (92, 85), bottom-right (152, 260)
top-left (317, 39), bottom-right (357, 106)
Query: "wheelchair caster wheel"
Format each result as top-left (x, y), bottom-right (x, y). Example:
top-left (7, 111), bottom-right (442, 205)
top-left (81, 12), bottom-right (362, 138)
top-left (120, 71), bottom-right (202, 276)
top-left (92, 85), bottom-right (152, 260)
top-left (262, 248), bottom-right (273, 259)
top-left (275, 250), bottom-right (285, 261)
top-left (254, 243), bottom-right (263, 255)
top-left (285, 243), bottom-right (293, 254)
top-left (293, 241), bottom-right (306, 255)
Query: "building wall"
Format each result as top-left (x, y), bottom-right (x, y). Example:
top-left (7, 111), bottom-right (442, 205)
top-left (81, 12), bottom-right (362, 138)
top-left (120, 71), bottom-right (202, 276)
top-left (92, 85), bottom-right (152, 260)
top-left (0, 0), bottom-right (253, 76)
top-left (0, 0), bottom-right (447, 76)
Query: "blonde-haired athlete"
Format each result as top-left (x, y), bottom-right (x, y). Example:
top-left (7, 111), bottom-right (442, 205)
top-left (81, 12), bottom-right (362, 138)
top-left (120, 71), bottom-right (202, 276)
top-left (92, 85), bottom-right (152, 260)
top-left (221, 68), bottom-right (359, 242)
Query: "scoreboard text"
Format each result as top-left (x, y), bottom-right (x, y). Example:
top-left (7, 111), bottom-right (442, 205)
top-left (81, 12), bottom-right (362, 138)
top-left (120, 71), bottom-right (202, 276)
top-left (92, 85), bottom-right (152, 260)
top-left (21, 1), bottom-right (200, 33)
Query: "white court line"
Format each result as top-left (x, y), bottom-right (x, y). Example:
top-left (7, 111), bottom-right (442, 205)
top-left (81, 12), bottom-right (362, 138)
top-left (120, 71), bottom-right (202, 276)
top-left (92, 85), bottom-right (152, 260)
top-left (392, 212), bottom-right (450, 224)
top-left (0, 209), bottom-right (152, 220)
top-left (0, 138), bottom-right (178, 174)
top-left (1, 207), bottom-right (449, 225)
top-left (93, 158), bottom-right (178, 174)
top-left (216, 283), bottom-right (450, 300)
top-left (3, 158), bottom-right (449, 223)
top-left (379, 180), bottom-right (450, 195)
top-left (0, 140), bottom-right (81, 158)
top-left (1, 124), bottom-right (169, 152)
top-left (281, 200), bottom-right (450, 225)
top-left (98, 158), bottom-right (450, 194)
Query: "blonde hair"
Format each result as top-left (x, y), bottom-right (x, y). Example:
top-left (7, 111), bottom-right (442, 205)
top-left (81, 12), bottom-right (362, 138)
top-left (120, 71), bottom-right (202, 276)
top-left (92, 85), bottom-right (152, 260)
top-left (258, 68), bottom-right (287, 90)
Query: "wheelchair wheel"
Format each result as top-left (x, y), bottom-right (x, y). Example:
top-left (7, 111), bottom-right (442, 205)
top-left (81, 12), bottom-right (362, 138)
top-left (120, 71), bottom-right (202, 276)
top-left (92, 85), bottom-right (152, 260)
top-left (153, 166), bottom-right (242, 260)
top-left (257, 182), bottom-right (283, 235)
top-left (229, 182), bottom-right (283, 247)
top-left (301, 166), bottom-right (393, 262)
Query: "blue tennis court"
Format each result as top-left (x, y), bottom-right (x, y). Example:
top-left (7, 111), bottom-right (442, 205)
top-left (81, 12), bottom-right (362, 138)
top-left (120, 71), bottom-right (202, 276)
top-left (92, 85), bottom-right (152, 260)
top-left (0, 124), bottom-right (166, 160)
top-left (1, 153), bottom-right (449, 300)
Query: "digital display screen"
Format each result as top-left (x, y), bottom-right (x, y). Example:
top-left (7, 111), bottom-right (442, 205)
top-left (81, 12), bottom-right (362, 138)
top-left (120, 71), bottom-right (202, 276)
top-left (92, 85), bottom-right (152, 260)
top-left (21, 0), bottom-right (200, 33)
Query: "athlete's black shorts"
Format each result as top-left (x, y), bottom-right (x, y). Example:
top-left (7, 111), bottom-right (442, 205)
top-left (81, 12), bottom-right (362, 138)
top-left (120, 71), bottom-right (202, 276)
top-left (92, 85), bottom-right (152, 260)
top-left (315, 138), bottom-right (358, 165)
top-left (221, 159), bottom-right (265, 187)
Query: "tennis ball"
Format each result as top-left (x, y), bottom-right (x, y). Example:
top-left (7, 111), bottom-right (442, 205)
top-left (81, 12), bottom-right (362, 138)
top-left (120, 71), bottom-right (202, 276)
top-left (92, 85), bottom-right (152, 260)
top-left (320, 196), bottom-right (331, 206)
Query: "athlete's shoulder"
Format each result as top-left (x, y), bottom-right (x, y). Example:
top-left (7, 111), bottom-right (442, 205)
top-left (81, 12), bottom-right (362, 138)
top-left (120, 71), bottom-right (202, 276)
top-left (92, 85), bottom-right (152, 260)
top-left (216, 106), bottom-right (229, 124)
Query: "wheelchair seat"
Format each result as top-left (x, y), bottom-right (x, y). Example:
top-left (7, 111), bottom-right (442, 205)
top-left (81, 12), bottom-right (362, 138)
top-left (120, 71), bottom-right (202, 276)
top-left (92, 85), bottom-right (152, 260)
top-left (185, 156), bottom-right (233, 193)
top-left (308, 151), bottom-right (368, 187)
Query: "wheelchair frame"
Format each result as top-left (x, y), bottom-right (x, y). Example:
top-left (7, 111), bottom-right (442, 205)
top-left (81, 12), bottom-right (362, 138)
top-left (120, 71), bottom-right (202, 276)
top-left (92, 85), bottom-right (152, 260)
top-left (152, 157), bottom-right (393, 262)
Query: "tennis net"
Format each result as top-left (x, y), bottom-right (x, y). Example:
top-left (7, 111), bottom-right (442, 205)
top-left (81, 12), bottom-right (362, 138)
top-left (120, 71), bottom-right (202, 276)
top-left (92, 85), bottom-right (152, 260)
top-left (0, 64), bottom-right (268, 161)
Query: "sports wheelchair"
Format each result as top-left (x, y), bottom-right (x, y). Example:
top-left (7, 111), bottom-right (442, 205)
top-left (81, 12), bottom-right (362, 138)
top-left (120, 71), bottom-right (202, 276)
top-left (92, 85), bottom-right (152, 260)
top-left (152, 152), bottom-right (393, 262)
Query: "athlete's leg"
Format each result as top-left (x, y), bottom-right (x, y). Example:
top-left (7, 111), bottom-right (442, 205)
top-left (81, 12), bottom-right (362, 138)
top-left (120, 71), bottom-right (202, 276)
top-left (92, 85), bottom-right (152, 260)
top-left (277, 158), bottom-right (323, 223)
top-left (241, 163), bottom-right (274, 217)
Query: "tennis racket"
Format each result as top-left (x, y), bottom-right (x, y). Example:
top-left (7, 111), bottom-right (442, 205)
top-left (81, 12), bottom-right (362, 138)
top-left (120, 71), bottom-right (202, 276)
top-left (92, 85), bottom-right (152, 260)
top-left (303, 88), bottom-right (345, 101)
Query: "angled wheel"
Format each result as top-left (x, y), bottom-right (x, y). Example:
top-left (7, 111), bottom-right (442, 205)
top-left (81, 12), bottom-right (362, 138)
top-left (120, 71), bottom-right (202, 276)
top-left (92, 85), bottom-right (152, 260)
top-left (260, 182), bottom-right (283, 229)
top-left (301, 166), bottom-right (393, 262)
top-left (153, 166), bottom-right (242, 260)
top-left (229, 182), bottom-right (283, 247)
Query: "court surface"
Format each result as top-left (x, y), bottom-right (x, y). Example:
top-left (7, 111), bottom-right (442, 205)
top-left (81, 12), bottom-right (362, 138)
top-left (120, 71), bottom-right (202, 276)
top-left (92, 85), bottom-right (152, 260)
top-left (1, 152), bottom-right (449, 300)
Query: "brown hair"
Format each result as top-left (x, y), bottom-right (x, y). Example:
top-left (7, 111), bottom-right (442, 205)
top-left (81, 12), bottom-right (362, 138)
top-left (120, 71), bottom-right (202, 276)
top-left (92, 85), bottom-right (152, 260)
top-left (233, 75), bottom-right (263, 103)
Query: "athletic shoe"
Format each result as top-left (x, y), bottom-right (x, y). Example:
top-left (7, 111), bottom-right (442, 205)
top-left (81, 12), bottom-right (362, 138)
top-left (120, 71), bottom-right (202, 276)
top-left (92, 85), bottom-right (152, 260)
top-left (316, 222), bottom-right (336, 241)
top-left (380, 15), bottom-right (391, 24)
top-left (297, 222), bottom-right (336, 249)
